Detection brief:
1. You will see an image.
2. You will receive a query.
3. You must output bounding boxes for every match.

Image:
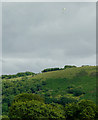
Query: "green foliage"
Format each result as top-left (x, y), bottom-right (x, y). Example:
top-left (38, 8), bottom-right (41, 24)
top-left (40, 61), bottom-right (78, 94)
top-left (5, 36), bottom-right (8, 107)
top-left (8, 94), bottom-right (97, 120)
top-left (67, 85), bottom-right (75, 89)
top-left (1, 71), bottom-right (35, 79)
top-left (67, 86), bottom-right (85, 96)
top-left (79, 106), bottom-right (95, 120)
top-left (42, 81), bottom-right (47, 85)
top-left (2, 103), bottom-right (9, 115)
top-left (9, 100), bottom-right (65, 119)
top-left (1, 115), bottom-right (9, 120)
top-left (82, 65), bottom-right (90, 67)
top-left (2, 66), bottom-right (96, 116)
top-left (45, 92), bottom-right (78, 105)
top-left (95, 106), bottom-right (98, 119)
top-left (76, 70), bottom-right (88, 77)
top-left (65, 99), bottom-right (96, 120)
top-left (45, 97), bottom-right (58, 104)
top-left (2, 77), bottom-right (42, 115)
top-left (65, 102), bottom-right (79, 120)
top-left (13, 93), bottom-right (44, 103)
top-left (16, 71), bottom-right (35, 77)
top-left (58, 96), bottom-right (78, 106)
top-left (78, 99), bottom-right (96, 120)
top-left (42, 68), bottom-right (60, 72)
top-left (64, 65), bottom-right (76, 69)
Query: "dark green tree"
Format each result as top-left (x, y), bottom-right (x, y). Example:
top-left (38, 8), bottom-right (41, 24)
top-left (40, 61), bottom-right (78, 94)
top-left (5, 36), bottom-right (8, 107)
top-left (78, 99), bottom-right (96, 120)
top-left (9, 98), bottom-right (65, 119)
top-left (12, 93), bottom-right (44, 103)
top-left (65, 99), bottom-right (96, 120)
top-left (64, 65), bottom-right (76, 69)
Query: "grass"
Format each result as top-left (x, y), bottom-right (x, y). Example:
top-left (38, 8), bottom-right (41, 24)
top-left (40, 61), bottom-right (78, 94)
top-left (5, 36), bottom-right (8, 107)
top-left (32, 66), bottom-right (96, 80)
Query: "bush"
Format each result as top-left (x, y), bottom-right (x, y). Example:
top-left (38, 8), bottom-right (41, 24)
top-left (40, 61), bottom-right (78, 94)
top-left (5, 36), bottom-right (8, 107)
top-left (58, 96), bottom-right (78, 106)
top-left (64, 65), bottom-right (76, 69)
top-left (67, 85), bottom-right (75, 89)
top-left (45, 97), bottom-right (58, 104)
top-left (78, 99), bottom-right (96, 120)
top-left (9, 100), bottom-right (65, 119)
top-left (73, 89), bottom-right (85, 96)
top-left (1, 71), bottom-right (35, 79)
top-left (12, 93), bottom-right (44, 103)
top-left (16, 71), bottom-right (35, 77)
top-left (95, 106), bottom-right (98, 119)
top-left (65, 102), bottom-right (79, 120)
top-left (65, 99), bottom-right (96, 120)
top-left (42, 68), bottom-right (60, 72)
top-left (42, 81), bottom-right (47, 85)
top-left (67, 87), bottom-right (85, 96)
top-left (1, 115), bottom-right (9, 120)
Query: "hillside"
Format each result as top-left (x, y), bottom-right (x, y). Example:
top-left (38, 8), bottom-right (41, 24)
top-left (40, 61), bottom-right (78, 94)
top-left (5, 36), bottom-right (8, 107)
top-left (2, 65), bottom-right (97, 115)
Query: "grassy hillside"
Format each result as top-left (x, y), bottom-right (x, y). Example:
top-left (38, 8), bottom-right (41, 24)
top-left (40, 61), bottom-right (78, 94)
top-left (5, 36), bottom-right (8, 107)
top-left (32, 66), bottom-right (96, 102)
top-left (2, 65), bottom-right (97, 115)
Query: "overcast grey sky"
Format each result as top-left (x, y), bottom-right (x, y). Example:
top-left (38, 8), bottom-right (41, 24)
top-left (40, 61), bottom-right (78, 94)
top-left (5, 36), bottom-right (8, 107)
top-left (2, 2), bottom-right (96, 75)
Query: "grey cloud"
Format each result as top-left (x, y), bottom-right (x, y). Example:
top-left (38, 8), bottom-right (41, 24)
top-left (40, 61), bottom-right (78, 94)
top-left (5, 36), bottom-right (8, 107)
top-left (2, 2), bottom-right (96, 74)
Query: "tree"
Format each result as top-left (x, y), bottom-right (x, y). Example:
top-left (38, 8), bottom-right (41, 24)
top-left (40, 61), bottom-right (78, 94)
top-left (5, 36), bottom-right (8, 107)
top-left (65, 99), bottom-right (96, 120)
top-left (9, 100), bottom-right (65, 119)
top-left (67, 86), bottom-right (85, 96)
top-left (12, 93), bottom-right (44, 103)
top-left (58, 96), bottom-right (78, 106)
top-left (64, 65), bottom-right (76, 69)
top-left (41, 68), bottom-right (60, 72)
top-left (78, 99), bottom-right (96, 120)
top-left (65, 102), bottom-right (79, 120)
top-left (1, 115), bottom-right (9, 120)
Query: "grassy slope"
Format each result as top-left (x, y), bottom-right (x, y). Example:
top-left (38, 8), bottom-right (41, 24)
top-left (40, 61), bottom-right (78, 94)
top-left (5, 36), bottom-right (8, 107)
top-left (3, 66), bottom-right (96, 103)
top-left (32, 66), bottom-right (96, 103)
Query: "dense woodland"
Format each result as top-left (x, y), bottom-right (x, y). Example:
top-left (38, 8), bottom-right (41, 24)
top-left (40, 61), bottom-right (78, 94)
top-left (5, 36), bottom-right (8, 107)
top-left (1, 65), bottom-right (98, 120)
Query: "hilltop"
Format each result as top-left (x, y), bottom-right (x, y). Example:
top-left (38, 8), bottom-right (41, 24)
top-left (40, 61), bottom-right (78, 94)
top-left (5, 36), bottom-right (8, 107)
top-left (2, 65), bottom-right (97, 115)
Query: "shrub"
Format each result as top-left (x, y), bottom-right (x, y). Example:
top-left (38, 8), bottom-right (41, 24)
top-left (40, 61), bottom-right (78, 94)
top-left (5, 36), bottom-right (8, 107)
top-left (64, 65), bottom-right (76, 69)
top-left (42, 81), bottom-right (47, 85)
top-left (95, 106), bottom-right (98, 119)
top-left (65, 102), bottom-right (79, 120)
top-left (1, 72), bottom-right (35, 79)
top-left (9, 100), bottom-right (65, 119)
top-left (45, 97), bottom-right (58, 104)
top-left (12, 93), bottom-right (44, 103)
top-left (42, 68), bottom-right (60, 72)
top-left (67, 85), bottom-right (75, 89)
top-left (65, 99), bottom-right (96, 120)
top-left (67, 87), bottom-right (85, 96)
top-left (78, 99), bottom-right (96, 120)
top-left (1, 115), bottom-right (9, 120)
top-left (58, 96), bottom-right (78, 106)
